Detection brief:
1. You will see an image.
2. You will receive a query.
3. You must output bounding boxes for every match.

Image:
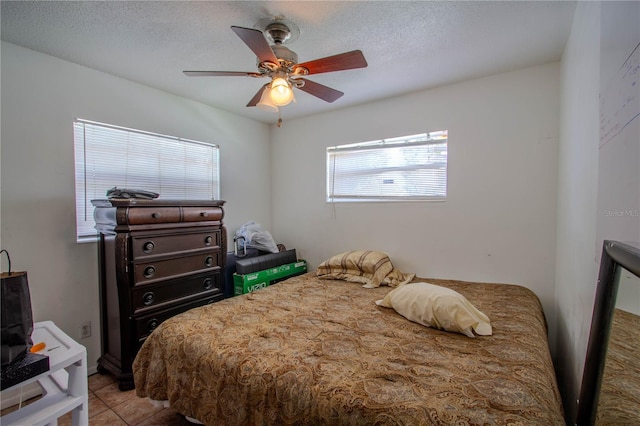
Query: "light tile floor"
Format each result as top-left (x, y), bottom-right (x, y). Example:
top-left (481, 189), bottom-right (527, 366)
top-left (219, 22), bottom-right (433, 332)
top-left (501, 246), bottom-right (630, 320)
top-left (1, 373), bottom-right (194, 425)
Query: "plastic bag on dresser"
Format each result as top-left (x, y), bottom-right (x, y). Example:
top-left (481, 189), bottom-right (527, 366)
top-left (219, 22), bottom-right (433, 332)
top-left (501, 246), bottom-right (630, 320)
top-left (234, 221), bottom-right (279, 253)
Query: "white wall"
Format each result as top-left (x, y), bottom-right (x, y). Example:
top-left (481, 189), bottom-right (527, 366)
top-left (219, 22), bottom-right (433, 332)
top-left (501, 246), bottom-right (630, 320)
top-left (0, 41), bottom-right (271, 374)
top-left (555, 2), bottom-right (640, 423)
top-left (270, 63), bottom-right (560, 336)
top-left (596, 2), bottom-right (640, 264)
top-left (554, 3), bottom-right (601, 421)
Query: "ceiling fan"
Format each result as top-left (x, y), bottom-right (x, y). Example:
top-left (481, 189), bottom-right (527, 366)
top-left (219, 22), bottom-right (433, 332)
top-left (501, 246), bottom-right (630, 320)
top-left (183, 20), bottom-right (368, 112)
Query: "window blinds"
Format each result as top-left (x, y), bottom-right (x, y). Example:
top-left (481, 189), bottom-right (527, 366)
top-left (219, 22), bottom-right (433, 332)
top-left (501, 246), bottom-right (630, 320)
top-left (73, 119), bottom-right (220, 241)
top-left (327, 132), bottom-right (447, 202)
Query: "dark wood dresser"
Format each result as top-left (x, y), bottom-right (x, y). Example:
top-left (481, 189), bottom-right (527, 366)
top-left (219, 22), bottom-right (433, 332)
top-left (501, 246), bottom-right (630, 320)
top-left (92, 199), bottom-right (226, 390)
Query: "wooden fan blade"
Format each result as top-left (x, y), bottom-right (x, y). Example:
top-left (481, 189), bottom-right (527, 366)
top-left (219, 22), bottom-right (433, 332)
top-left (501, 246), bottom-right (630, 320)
top-left (294, 50), bottom-right (367, 75)
top-left (295, 78), bottom-right (344, 103)
top-left (231, 26), bottom-right (279, 65)
top-left (247, 84), bottom-right (269, 107)
top-left (183, 71), bottom-right (261, 77)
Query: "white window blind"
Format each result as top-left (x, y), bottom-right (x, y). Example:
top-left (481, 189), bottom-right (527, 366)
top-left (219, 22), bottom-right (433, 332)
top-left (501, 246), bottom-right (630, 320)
top-left (73, 119), bottom-right (220, 241)
top-left (327, 131), bottom-right (447, 202)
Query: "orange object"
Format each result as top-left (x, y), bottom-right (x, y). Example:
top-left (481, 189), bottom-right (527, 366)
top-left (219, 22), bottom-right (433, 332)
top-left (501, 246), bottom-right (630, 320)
top-left (30, 342), bottom-right (46, 352)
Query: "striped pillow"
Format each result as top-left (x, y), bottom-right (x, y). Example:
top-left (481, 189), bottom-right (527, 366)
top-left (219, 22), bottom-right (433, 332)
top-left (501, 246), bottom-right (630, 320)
top-left (316, 250), bottom-right (415, 288)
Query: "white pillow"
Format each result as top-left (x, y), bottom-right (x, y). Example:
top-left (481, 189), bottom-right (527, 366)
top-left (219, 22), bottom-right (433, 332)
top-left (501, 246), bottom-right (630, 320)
top-left (375, 282), bottom-right (492, 337)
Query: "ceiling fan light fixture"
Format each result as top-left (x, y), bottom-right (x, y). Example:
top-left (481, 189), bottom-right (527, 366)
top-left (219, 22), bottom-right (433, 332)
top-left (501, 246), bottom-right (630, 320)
top-left (269, 77), bottom-right (295, 106)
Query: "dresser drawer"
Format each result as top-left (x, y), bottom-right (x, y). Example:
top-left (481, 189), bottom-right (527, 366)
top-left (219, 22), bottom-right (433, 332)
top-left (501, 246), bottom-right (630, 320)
top-left (132, 272), bottom-right (221, 314)
top-left (183, 206), bottom-right (223, 222)
top-left (132, 230), bottom-right (221, 259)
top-left (134, 251), bottom-right (222, 285)
top-left (134, 294), bottom-right (223, 340)
top-left (124, 207), bottom-right (181, 225)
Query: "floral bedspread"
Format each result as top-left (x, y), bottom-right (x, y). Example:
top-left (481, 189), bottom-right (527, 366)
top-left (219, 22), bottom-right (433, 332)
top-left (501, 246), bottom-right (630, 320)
top-left (133, 273), bottom-right (564, 425)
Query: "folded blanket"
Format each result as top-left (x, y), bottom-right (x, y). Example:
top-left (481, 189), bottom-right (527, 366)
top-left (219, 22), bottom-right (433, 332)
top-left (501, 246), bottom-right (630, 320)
top-left (316, 250), bottom-right (415, 288)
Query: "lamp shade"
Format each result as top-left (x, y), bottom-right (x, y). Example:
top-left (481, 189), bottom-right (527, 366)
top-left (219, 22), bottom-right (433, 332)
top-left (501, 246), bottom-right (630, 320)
top-left (257, 87), bottom-right (279, 112)
top-left (269, 77), bottom-right (295, 106)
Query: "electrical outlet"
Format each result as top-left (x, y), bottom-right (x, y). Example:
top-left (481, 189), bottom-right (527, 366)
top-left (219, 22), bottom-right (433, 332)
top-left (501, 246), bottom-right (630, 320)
top-left (80, 321), bottom-right (91, 339)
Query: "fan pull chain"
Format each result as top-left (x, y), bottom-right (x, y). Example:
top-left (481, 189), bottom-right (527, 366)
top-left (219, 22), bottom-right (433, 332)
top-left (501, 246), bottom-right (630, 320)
top-left (277, 110), bottom-right (283, 127)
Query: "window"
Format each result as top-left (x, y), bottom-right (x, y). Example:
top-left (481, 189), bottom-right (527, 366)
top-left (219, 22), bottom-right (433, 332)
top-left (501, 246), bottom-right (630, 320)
top-left (326, 131), bottom-right (448, 202)
top-left (73, 119), bottom-right (220, 242)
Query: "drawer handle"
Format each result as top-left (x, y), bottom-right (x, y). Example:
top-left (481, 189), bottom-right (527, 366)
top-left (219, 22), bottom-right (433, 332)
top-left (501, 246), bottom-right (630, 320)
top-left (143, 266), bottom-right (156, 278)
top-left (143, 241), bottom-right (155, 253)
top-left (200, 211), bottom-right (209, 217)
top-left (142, 292), bottom-right (155, 306)
top-left (151, 212), bottom-right (161, 219)
top-left (147, 319), bottom-right (159, 333)
top-left (203, 278), bottom-right (213, 290)
top-left (205, 256), bottom-right (214, 267)
top-left (204, 235), bottom-right (213, 246)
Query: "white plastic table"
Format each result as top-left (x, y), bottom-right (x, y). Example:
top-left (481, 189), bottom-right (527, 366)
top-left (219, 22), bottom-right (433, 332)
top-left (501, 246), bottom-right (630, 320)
top-left (1, 321), bottom-right (89, 426)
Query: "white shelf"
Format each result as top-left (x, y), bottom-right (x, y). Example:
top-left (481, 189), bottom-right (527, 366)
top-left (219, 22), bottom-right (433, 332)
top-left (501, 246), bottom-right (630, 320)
top-left (1, 321), bottom-right (89, 426)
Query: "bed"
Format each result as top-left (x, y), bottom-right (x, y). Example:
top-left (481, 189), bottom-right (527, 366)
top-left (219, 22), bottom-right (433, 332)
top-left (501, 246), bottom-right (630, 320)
top-left (133, 258), bottom-right (564, 425)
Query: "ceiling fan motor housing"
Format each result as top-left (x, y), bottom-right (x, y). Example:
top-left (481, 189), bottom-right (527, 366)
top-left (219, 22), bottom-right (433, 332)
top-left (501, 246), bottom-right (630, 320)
top-left (271, 45), bottom-right (298, 64)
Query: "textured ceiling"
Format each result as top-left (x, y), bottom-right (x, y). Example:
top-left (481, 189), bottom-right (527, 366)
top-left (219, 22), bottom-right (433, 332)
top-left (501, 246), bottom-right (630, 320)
top-left (1, 1), bottom-right (576, 124)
